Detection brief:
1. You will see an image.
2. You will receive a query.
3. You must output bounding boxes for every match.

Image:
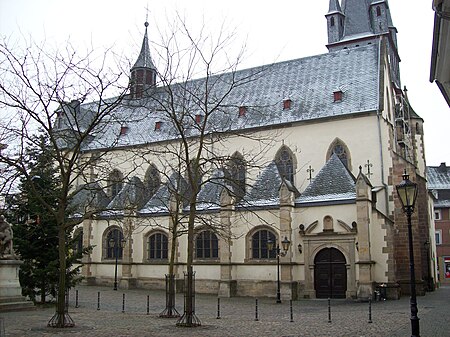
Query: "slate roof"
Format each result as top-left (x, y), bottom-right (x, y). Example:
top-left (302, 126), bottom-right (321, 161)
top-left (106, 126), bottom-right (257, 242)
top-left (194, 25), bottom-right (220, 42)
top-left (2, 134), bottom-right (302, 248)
top-left (328, 0), bottom-right (343, 14)
top-left (196, 170), bottom-right (227, 211)
top-left (139, 172), bottom-right (189, 215)
top-left (428, 164), bottom-right (450, 208)
top-left (132, 23), bottom-right (156, 70)
top-left (70, 182), bottom-right (109, 216)
top-left (77, 43), bottom-right (380, 151)
top-left (296, 153), bottom-right (356, 205)
top-left (427, 164), bottom-right (450, 190)
top-left (341, 0), bottom-right (373, 37)
top-left (107, 176), bottom-right (146, 210)
top-left (244, 161), bottom-right (282, 208)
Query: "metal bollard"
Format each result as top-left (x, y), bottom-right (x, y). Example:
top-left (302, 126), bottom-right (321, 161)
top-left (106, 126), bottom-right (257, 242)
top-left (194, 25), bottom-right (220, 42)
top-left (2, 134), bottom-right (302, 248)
top-left (75, 290), bottom-right (79, 308)
top-left (97, 292), bottom-right (100, 310)
top-left (122, 293), bottom-right (125, 313)
top-left (216, 298), bottom-right (221, 319)
top-left (328, 298), bottom-right (331, 323)
top-left (290, 299), bottom-right (294, 322)
top-left (255, 298), bottom-right (259, 321)
top-left (368, 298), bottom-right (373, 323)
top-left (147, 295), bottom-right (150, 315)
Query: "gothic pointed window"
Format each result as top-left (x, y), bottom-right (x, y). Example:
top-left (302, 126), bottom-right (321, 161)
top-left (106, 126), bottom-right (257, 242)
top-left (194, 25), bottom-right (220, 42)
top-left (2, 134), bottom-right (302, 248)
top-left (327, 139), bottom-right (351, 169)
top-left (225, 152), bottom-right (246, 201)
top-left (275, 146), bottom-right (295, 184)
top-left (108, 169), bottom-right (123, 199)
top-left (145, 164), bottom-right (161, 198)
top-left (376, 6), bottom-right (381, 17)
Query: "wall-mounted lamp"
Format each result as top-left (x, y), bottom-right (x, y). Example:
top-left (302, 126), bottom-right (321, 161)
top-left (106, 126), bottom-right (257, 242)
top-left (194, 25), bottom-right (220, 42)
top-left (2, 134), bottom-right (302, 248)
top-left (297, 243), bottom-right (303, 254)
top-left (355, 241), bottom-right (359, 251)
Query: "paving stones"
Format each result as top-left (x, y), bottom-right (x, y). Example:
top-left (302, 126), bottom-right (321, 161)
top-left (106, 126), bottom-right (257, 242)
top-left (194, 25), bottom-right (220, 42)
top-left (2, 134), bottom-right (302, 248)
top-left (0, 285), bottom-right (448, 337)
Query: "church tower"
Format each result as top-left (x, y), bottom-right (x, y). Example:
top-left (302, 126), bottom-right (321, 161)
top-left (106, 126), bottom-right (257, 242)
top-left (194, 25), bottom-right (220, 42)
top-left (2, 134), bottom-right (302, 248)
top-left (130, 21), bottom-right (157, 99)
top-left (326, 0), bottom-right (400, 87)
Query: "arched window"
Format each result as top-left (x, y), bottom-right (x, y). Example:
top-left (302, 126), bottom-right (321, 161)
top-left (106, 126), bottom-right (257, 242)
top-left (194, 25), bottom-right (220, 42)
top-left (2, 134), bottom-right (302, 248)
top-left (327, 139), bottom-right (351, 169)
top-left (225, 152), bottom-right (246, 200)
top-left (147, 232), bottom-right (168, 260)
top-left (145, 164), bottom-right (161, 198)
top-left (108, 169), bottom-right (123, 199)
top-left (105, 228), bottom-right (124, 259)
top-left (275, 146), bottom-right (295, 184)
top-left (73, 228), bottom-right (83, 259)
top-left (376, 6), bottom-right (381, 17)
top-left (251, 229), bottom-right (276, 259)
top-left (195, 230), bottom-right (219, 259)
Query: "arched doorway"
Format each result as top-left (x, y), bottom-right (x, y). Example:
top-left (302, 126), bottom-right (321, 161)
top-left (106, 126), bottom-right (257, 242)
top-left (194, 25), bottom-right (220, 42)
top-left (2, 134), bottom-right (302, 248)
top-left (314, 248), bottom-right (347, 298)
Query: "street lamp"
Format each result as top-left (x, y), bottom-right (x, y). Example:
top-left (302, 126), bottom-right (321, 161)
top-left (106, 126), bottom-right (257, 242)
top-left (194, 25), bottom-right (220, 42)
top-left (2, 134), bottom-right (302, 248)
top-left (109, 234), bottom-right (126, 291)
top-left (267, 236), bottom-right (291, 303)
top-left (396, 171), bottom-right (420, 337)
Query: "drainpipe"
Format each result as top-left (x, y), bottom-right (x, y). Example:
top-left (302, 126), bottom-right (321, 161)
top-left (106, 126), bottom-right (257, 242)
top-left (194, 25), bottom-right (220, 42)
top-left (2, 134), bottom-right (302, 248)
top-left (376, 36), bottom-right (390, 216)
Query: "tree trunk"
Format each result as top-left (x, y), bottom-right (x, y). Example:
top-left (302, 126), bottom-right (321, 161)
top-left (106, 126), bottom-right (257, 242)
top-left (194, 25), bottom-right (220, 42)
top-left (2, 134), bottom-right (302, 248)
top-left (47, 224), bottom-right (74, 327)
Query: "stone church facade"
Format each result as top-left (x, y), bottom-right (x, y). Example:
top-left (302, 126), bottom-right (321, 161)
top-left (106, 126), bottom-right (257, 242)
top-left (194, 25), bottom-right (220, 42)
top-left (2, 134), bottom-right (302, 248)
top-left (69, 0), bottom-right (435, 300)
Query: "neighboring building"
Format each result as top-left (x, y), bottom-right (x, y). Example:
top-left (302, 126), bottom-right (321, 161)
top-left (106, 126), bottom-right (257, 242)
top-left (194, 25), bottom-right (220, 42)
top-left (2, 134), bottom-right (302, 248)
top-left (66, 0), bottom-right (435, 300)
top-left (427, 163), bottom-right (450, 285)
top-left (430, 0), bottom-right (450, 106)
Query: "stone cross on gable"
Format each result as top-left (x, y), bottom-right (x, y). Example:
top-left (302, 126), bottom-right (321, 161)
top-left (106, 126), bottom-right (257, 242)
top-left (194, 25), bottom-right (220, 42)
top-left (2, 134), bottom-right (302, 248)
top-left (307, 165), bottom-right (314, 181)
top-left (365, 160), bottom-right (373, 178)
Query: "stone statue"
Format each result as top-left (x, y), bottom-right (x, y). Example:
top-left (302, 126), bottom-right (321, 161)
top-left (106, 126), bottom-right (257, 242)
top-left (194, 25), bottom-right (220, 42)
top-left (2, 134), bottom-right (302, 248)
top-left (0, 215), bottom-right (14, 258)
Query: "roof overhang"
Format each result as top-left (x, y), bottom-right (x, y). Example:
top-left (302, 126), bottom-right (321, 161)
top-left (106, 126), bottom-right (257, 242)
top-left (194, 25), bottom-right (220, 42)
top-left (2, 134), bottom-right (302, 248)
top-left (430, 0), bottom-right (450, 107)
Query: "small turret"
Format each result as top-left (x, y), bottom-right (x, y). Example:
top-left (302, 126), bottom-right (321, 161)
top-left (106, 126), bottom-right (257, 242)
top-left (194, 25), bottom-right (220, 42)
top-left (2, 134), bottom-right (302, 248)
top-left (326, 0), bottom-right (345, 44)
top-left (130, 21), bottom-right (157, 99)
top-left (369, 0), bottom-right (389, 35)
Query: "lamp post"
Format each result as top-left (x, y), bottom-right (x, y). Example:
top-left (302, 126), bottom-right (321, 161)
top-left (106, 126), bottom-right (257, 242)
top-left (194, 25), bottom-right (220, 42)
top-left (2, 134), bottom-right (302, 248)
top-left (109, 234), bottom-right (126, 291)
top-left (267, 236), bottom-right (291, 303)
top-left (396, 171), bottom-right (420, 337)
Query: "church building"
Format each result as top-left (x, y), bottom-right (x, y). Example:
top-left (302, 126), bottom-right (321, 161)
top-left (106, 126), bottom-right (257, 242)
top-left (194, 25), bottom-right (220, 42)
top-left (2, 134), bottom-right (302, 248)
top-left (69, 0), bottom-right (435, 300)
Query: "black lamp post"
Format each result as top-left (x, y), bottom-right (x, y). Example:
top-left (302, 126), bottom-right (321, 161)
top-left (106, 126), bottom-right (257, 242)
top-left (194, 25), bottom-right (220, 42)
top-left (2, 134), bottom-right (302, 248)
top-left (109, 235), bottom-right (126, 291)
top-left (267, 236), bottom-right (291, 303)
top-left (396, 171), bottom-right (420, 337)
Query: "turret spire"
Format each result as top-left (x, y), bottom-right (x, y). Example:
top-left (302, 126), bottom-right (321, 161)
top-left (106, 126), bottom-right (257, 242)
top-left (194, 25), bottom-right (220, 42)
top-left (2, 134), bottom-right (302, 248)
top-left (130, 21), bottom-right (157, 98)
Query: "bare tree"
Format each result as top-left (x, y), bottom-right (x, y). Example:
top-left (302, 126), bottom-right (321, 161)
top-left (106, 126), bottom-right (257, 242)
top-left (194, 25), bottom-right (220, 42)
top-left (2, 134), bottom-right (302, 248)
top-left (0, 38), bottom-right (131, 327)
top-left (126, 16), bottom-right (283, 327)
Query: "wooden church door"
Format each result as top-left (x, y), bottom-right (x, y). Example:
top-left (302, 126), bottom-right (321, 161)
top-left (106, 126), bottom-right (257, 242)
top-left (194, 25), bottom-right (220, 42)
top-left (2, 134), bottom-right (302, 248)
top-left (314, 248), bottom-right (347, 298)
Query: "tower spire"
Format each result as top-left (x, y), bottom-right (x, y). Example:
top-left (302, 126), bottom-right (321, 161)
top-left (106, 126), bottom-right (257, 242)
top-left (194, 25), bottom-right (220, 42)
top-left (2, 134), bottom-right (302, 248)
top-left (130, 20), bottom-right (157, 99)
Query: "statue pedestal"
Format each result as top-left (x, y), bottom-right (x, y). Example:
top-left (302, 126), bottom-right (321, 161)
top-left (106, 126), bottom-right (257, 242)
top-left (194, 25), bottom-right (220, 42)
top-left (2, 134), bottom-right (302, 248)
top-left (0, 259), bottom-right (34, 311)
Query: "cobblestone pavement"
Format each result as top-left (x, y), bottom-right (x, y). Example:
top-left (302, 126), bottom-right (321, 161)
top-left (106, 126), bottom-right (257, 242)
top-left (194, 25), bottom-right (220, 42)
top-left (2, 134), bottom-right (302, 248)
top-left (0, 285), bottom-right (448, 337)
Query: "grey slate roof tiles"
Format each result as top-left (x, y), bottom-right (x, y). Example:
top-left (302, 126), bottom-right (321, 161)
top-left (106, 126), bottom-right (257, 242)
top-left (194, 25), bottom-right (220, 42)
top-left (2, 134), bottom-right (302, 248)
top-left (297, 153), bottom-right (356, 205)
top-left (78, 43), bottom-right (380, 151)
top-left (428, 164), bottom-right (450, 190)
top-left (244, 161), bottom-right (282, 207)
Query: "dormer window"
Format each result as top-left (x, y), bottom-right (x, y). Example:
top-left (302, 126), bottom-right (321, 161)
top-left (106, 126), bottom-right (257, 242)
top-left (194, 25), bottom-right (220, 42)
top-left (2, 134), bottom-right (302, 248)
top-left (195, 114), bottom-right (203, 124)
top-left (333, 91), bottom-right (343, 102)
top-left (155, 121), bottom-right (162, 131)
top-left (283, 99), bottom-right (292, 110)
top-left (120, 126), bottom-right (129, 135)
top-left (239, 106), bottom-right (247, 117)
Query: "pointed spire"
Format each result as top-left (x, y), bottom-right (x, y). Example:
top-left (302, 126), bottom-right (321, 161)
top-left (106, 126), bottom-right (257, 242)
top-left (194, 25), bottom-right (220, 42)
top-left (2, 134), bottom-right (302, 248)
top-left (328, 0), bottom-right (343, 14)
top-left (132, 21), bottom-right (156, 71)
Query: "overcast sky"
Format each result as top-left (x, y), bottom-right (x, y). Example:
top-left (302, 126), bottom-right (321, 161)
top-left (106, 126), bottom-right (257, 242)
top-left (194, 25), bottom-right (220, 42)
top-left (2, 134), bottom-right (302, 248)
top-left (1, 0), bottom-right (448, 166)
